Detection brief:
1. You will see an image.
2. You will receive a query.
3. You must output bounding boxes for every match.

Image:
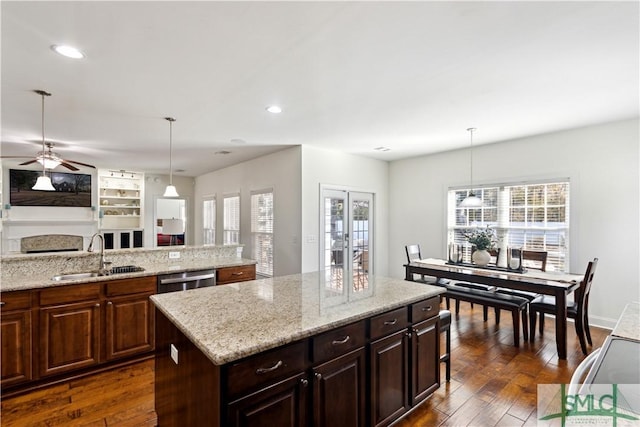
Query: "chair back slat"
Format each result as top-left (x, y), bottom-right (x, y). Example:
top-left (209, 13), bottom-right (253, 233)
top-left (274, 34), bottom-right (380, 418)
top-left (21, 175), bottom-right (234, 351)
top-left (522, 250), bottom-right (548, 271)
top-left (405, 244), bottom-right (422, 263)
top-left (577, 258), bottom-right (598, 314)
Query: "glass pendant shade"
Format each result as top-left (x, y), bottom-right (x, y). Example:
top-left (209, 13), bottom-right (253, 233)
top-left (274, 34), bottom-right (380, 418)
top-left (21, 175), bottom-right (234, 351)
top-left (32, 175), bottom-right (56, 191)
top-left (163, 185), bottom-right (179, 198)
top-left (459, 193), bottom-right (483, 208)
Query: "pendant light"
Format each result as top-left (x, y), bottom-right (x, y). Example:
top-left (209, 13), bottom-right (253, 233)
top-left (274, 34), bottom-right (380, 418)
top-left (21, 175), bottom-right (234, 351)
top-left (32, 90), bottom-right (56, 191)
top-left (163, 117), bottom-right (179, 197)
top-left (459, 127), bottom-right (483, 208)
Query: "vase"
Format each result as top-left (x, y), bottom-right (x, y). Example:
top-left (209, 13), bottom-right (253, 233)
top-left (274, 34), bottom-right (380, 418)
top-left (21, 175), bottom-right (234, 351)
top-left (472, 249), bottom-right (491, 267)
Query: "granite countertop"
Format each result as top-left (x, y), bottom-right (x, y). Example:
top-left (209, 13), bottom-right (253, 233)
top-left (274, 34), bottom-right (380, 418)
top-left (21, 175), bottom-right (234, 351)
top-left (612, 302), bottom-right (640, 342)
top-left (151, 271), bottom-right (445, 365)
top-left (1, 257), bottom-right (257, 292)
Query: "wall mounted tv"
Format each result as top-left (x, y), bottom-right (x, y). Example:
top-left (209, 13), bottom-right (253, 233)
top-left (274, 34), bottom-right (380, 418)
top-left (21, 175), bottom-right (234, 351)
top-left (9, 169), bottom-right (92, 207)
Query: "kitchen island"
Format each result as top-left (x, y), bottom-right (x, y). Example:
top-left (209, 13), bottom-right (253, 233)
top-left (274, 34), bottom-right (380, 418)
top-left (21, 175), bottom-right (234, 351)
top-left (151, 271), bottom-right (446, 427)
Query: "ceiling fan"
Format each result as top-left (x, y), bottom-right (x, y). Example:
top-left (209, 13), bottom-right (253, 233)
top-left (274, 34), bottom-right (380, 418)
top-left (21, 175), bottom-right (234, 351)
top-left (1, 90), bottom-right (96, 171)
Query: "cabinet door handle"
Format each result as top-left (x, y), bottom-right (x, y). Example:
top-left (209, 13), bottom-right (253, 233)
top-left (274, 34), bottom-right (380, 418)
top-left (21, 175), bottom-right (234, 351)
top-left (300, 378), bottom-right (309, 387)
top-left (95, 303), bottom-right (100, 307)
top-left (256, 360), bottom-right (283, 375)
top-left (315, 372), bottom-right (322, 380)
top-left (421, 305), bottom-right (433, 312)
top-left (384, 319), bottom-right (398, 326)
top-left (232, 272), bottom-right (244, 276)
top-left (0, 302), bottom-right (5, 307)
top-left (107, 301), bottom-right (113, 305)
top-left (331, 335), bottom-right (350, 345)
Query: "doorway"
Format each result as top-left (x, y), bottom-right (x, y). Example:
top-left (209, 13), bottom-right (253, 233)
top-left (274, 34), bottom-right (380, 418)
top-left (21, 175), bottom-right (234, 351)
top-left (320, 188), bottom-right (374, 290)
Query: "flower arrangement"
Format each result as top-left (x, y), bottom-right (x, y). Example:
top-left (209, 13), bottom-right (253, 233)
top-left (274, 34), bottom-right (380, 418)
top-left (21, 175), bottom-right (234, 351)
top-left (463, 226), bottom-right (496, 250)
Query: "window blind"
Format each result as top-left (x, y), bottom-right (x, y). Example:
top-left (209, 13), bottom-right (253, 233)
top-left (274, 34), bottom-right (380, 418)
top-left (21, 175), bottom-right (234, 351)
top-left (223, 194), bottom-right (240, 245)
top-left (447, 180), bottom-right (570, 271)
top-left (251, 190), bottom-right (274, 276)
top-left (203, 197), bottom-right (216, 245)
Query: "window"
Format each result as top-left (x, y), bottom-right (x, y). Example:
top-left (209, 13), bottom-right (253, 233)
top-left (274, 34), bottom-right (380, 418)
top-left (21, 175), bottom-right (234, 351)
top-left (448, 180), bottom-right (570, 271)
top-left (223, 194), bottom-right (240, 245)
top-left (203, 197), bottom-right (216, 245)
top-left (251, 190), bottom-right (274, 276)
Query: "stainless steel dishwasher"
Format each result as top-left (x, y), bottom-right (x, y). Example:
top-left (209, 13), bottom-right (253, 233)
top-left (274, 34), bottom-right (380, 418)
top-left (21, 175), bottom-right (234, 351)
top-left (157, 269), bottom-right (216, 293)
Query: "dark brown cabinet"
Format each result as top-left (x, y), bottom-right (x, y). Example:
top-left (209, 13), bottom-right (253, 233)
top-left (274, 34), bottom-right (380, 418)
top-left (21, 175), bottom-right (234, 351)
top-left (370, 329), bottom-right (410, 426)
top-left (38, 284), bottom-right (102, 377)
top-left (1, 291), bottom-right (33, 387)
top-left (227, 373), bottom-right (309, 427)
top-left (312, 347), bottom-right (366, 427)
top-left (105, 277), bottom-right (156, 361)
top-left (410, 316), bottom-right (440, 405)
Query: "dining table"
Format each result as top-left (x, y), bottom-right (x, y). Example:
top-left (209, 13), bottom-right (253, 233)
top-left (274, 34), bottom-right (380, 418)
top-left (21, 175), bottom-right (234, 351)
top-left (404, 258), bottom-right (584, 359)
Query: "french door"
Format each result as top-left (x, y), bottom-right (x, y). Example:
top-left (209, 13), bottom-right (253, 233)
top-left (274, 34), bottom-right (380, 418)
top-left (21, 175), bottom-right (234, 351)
top-left (320, 188), bottom-right (374, 287)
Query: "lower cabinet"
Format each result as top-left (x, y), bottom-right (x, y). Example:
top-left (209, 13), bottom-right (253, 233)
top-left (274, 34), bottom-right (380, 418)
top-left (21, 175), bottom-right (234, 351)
top-left (312, 347), bottom-right (366, 427)
top-left (227, 373), bottom-right (309, 426)
top-left (0, 291), bottom-right (33, 388)
top-left (410, 316), bottom-right (440, 406)
top-left (38, 284), bottom-right (102, 377)
top-left (105, 277), bottom-right (156, 361)
top-left (2, 277), bottom-right (157, 392)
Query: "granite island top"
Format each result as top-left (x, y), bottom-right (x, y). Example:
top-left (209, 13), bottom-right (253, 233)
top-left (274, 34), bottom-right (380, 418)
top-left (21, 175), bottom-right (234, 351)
top-left (612, 302), bottom-right (640, 342)
top-left (150, 271), bottom-right (445, 365)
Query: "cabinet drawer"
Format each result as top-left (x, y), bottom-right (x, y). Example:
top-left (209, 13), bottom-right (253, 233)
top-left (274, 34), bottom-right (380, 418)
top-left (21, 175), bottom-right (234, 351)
top-left (411, 297), bottom-right (440, 323)
top-left (369, 306), bottom-right (409, 340)
top-left (105, 276), bottom-right (156, 297)
top-left (39, 283), bottom-right (101, 306)
top-left (312, 321), bottom-right (366, 363)
top-left (0, 291), bottom-right (32, 311)
top-left (226, 340), bottom-right (308, 398)
top-left (217, 265), bottom-right (256, 284)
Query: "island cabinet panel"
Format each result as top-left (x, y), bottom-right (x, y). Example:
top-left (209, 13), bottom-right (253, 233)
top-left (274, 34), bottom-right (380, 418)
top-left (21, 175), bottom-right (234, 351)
top-left (410, 316), bottom-right (440, 405)
top-left (227, 372), bottom-right (309, 427)
top-left (312, 347), bottom-right (366, 427)
top-left (0, 291), bottom-right (33, 387)
top-left (217, 264), bottom-right (256, 285)
top-left (370, 329), bottom-right (410, 427)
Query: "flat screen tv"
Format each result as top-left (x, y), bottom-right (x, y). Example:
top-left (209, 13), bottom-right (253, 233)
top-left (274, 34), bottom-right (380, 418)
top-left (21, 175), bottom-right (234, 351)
top-left (9, 169), bottom-right (92, 207)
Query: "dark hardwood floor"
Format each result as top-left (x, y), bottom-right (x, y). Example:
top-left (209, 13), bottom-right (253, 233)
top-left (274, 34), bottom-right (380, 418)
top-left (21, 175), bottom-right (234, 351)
top-left (0, 302), bottom-right (608, 427)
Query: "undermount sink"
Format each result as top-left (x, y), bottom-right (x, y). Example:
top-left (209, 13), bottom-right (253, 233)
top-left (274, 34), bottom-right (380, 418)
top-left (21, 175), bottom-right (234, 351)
top-left (51, 272), bottom-right (102, 281)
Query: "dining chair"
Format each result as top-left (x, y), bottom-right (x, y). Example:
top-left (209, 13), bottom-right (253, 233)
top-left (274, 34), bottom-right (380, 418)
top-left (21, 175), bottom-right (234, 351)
top-left (495, 250), bottom-right (548, 301)
top-left (528, 258), bottom-right (598, 355)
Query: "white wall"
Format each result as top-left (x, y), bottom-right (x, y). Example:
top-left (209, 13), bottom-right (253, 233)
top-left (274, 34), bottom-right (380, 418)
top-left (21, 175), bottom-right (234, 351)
top-left (194, 147), bottom-right (302, 276)
top-left (300, 145), bottom-right (390, 275)
top-left (389, 118), bottom-right (640, 327)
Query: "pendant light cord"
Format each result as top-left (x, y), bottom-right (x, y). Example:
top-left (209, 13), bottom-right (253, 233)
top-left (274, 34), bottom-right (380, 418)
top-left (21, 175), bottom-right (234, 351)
top-left (467, 127), bottom-right (476, 193)
top-left (165, 117), bottom-right (176, 185)
top-left (35, 90), bottom-right (51, 176)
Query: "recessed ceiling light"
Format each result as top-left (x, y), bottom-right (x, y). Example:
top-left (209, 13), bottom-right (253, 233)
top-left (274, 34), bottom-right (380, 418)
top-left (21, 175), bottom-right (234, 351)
top-left (266, 105), bottom-right (282, 114)
top-left (230, 138), bottom-right (246, 144)
top-left (51, 44), bottom-right (85, 59)
top-left (374, 146), bottom-right (391, 152)
top-left (215, 150), bottom-right (231, 155)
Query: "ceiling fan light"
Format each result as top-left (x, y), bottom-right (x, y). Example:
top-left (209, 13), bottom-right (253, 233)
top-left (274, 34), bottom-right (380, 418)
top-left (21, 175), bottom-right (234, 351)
top-left (37, 157), bottom-right (62, 169)
top-left (32, 176), bottom-right (56, 191)
top-left (163, 185), bottom-right (179, 198)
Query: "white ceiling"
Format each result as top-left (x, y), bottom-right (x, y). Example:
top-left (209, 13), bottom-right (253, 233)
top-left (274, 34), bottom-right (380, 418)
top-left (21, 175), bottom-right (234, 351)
top-left (1, 1), bottom-right (638, 177)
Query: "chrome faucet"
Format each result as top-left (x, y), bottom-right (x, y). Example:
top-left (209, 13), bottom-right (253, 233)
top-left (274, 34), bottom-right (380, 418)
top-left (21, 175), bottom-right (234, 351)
top-left (88, 233), bottom-right (110, 275)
